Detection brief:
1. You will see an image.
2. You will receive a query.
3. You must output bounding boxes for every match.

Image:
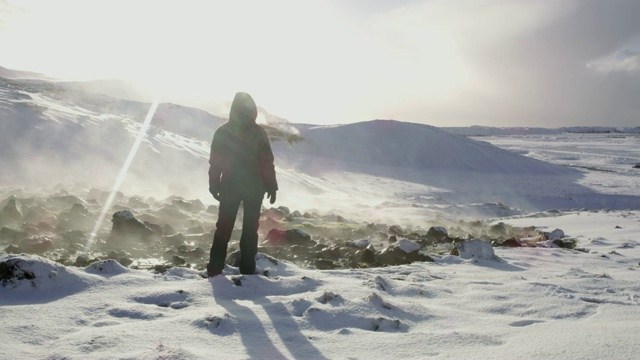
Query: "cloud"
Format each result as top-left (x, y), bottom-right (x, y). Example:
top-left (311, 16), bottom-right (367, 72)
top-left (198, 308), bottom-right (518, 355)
top-left (587, 46), bottom-right (640, 74)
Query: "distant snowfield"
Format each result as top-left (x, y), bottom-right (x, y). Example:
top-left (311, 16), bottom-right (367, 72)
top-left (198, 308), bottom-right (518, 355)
top-left (275, 131), bottom-right (640, 224)
top-left (476, 133), bottom-right (640, 187)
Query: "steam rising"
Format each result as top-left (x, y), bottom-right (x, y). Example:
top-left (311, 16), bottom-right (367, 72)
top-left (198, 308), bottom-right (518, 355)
top-left (86, 97), bottom-right (161, 250)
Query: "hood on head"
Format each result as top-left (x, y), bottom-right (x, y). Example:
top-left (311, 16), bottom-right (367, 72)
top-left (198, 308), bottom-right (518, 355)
top-left (229, 92), bottom-right (257, 124)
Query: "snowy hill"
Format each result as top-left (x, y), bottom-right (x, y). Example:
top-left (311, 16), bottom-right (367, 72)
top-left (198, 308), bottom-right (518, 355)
top-left (0, 66), bottom-right (52, 80)
top-left (275, 120), bottom-right (570, 175)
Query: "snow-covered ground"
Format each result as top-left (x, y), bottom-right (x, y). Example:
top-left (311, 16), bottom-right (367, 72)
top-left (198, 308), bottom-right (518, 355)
top-left (2, 209), bottom-right (639, 359)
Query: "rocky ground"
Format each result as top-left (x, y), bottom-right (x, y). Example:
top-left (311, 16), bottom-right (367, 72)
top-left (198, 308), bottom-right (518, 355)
top-left (0, 186), bottom-right (576, 276)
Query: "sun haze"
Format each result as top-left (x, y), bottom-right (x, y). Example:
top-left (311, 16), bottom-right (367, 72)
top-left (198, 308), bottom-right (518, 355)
top-left (1, 0), bottom-right (640, 127)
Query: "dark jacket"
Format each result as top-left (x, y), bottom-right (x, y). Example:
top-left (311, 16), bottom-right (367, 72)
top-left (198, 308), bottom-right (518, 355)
top-left (208, 92), bottom-right (278, 198)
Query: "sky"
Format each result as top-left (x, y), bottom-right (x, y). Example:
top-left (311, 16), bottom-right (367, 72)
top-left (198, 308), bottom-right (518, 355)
top-left (1, 0), bottom-right (639, 127)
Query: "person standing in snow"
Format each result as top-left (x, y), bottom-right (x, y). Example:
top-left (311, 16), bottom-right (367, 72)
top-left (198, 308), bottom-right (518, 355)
top-left (207, 92), bottom-right (278, 277)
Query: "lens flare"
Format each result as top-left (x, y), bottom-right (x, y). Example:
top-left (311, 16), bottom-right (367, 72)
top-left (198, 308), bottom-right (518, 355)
top-left (85, 97), bottom-right (161, 250)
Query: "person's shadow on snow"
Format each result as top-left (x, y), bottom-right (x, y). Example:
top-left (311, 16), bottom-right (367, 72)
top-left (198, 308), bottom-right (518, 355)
top-left (210, 275), bottom-right (328, 360)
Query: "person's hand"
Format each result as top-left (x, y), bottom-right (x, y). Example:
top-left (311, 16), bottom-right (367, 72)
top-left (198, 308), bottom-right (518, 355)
top-left (209, 187), bottom-right (220, 201)
top-left (266, 190), bottom-right (276, 204)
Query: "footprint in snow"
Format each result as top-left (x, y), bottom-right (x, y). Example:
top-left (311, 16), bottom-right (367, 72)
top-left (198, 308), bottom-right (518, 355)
top-left (133, 290), bottom-right (190, 309)
top-left (509, 319), bottom-right (545, 327)
top-left (316, 291), bottom-right (342, 305)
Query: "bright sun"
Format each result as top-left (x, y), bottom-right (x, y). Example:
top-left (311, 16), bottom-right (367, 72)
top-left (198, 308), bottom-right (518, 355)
top-left (1, 0), bottom-right (470, 124)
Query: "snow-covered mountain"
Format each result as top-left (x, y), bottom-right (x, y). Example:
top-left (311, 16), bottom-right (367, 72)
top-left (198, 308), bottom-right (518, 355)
top-left (0, 76), bottom-right (222, 197)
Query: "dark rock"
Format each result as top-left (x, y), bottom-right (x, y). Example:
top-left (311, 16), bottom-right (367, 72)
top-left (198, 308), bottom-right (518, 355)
top-left (263, 207), bottom-right (287, 220)
top-left (171, 198), bottom-right (205, 213)
top-left (108, 210), bottom-right (155, 243)
top-left (0, 227), bottom-right (27, 243)
top-left (107, 250), bottom-right (124, 260)
top-left (489, 223), bottom-right (507, 238)
top-left (544, 229), bottom-right (565, 240)
top-left (60, 230), bottom-right (86, 245)
top-left (314, 258), bottom-right (337, 270)
top-left (186, 225), bottom-right (205, 234)
top-left (162, 233), bottom-right (185, 247)
top-left (75, 255), bottom-right (91, 267)
top-left (425, 226), bottom-right (448, 242)
top-left (19, 236), bottom-right (54, 253)
top-left (206, 205), bottom-right (218, 214)
top-left (23, 225), bottom-right (40, 236)
top-left (46, 195), bottom-right (86, 210)
top-left (315, 245), bottom-right (341, 261)
top-left (257, 245), bottom-right (281, 258)
top-left (144, 221), bottom-right (163, 236)
top-left (347, 239), bottom-right (372, 249)
top-left (388, 225), bottom-right (403, 236)
top-left (498, 238), bottom-right (523, 247)
top-left (154, 264), bottom-right (172, 273)
top-left (118, 257), bottom-right (134, 267)
top-left (290, 244), bottom-right (311, 257)
top-left (225, 250), bottom-right (241, 267)
top-left (277, 206), bottom-right (290, 217)
top-left (338, 246), bottom-right (356, 258)
top-left (70, 203), bottom-right (89, 215)
top-left (377, 239), bottom-right (431, 266)
top-left (552, 238), bottom-right (577, 249)
top-left (172, 255), bottom-right (186, 266)
top-left (56, 210), bottom-right (94, 232)
top-left (4, 244), bottom-right (20, 254)
top-left (313, 243), bottom-right (327, 252)
top-left (186, 247), bottom-right (206, 260)
top-left (23, 208), bottom-right (47, 226)
top-left (634, 163), bottom-right (640, 169)
top-left (0, 198), bottom-right (23, 226)
top-left (356, 246), bottom-right (377, 264)
top-left (162, 224), bottom-right (177, 236)
top-left (264, 228), bottom-right (313, 247)
top-left (0, 257), bottom-right (36, 286)
top-left (157, 205), bottom-right (190, 222)
top-left (388, 235), bottom-right (398, 243)
top-left (290, 210), bottom-right (303, 218)
top-left (128, 197), bottom-right (150, 209)
top-left (261, 217), bottom-right (285, 231)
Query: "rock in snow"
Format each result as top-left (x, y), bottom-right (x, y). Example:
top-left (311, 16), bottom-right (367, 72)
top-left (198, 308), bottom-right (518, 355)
top-left (108, 210), bottom-right (156, 243)
top-left (455, 239), bottom-right (498, 261)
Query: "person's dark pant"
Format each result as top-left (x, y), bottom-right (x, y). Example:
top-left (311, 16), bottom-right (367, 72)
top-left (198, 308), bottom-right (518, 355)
top-left (208, 192), bottom-right (262, 275)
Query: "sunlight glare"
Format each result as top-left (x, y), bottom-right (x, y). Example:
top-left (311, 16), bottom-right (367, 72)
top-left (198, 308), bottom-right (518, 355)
top-left (85, 97), bottom-right (161, 250)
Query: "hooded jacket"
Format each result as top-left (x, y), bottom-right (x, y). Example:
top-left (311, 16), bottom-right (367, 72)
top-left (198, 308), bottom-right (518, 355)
top-left (208, 92), bottom-right (278, 198)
